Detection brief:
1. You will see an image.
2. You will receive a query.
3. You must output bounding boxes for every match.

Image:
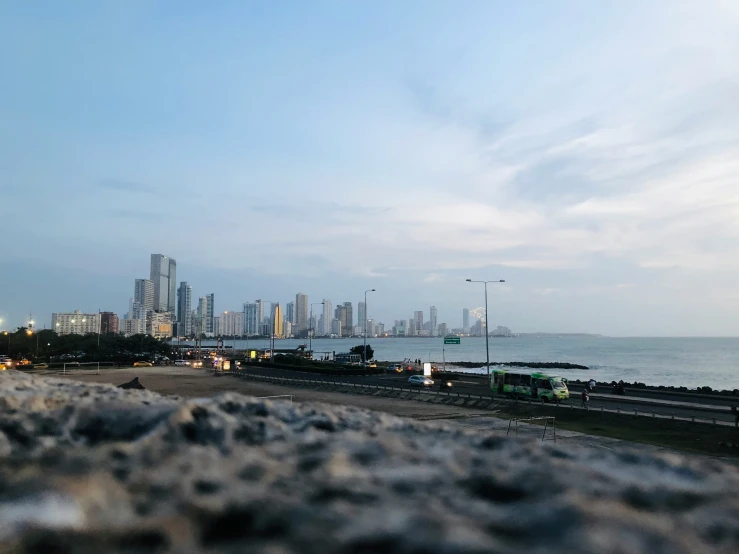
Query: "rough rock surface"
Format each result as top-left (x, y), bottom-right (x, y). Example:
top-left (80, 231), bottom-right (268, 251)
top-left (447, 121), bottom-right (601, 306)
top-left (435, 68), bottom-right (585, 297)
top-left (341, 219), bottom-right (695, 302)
top-left (1, 371), bottom-right (738, 553)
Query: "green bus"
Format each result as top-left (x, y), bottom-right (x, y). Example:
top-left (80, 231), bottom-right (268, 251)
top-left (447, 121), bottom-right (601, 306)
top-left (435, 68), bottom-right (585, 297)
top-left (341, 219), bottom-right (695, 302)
top-left (491, 370), bottom-right (570, 402)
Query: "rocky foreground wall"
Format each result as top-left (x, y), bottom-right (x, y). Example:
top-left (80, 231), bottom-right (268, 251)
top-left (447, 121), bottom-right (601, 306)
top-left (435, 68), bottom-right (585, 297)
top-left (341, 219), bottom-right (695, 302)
top-left (0, 371), bottom-right (738, 554)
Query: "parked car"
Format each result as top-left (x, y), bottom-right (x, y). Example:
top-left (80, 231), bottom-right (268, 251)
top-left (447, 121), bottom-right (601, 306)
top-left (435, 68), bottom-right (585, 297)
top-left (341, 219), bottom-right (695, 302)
top-left (408, 375), bottom-right (434, 387)
top-left (133, 361), bottom-right (153, 367)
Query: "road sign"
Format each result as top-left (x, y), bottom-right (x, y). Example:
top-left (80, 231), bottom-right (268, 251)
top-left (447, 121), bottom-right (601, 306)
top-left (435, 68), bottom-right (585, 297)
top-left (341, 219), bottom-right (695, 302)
top-left (444, 337), bottom-right (461, 344)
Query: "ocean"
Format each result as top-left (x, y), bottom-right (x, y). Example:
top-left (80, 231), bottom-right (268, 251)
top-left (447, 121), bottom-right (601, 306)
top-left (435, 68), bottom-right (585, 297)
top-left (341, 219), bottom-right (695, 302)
top-left (185, 336), bottom-right (739, 390)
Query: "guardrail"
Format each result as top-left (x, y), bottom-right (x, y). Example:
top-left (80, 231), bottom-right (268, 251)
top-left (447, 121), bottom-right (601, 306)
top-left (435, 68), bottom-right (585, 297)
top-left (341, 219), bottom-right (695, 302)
top-left (228, 368), bottom-right (737, 427)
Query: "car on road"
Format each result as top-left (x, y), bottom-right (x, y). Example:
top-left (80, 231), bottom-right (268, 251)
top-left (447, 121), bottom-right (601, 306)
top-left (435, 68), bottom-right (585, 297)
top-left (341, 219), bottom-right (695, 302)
top-left (133, 361), bottom-right (153, 367)
top-left (0, 356), bottom-right (11, 369)
top-left (191, 360), bottom-right (203, 368)
top-left (174, 360), bottom-right (191, 367)
top-left (408, 375), bottom-right (434, 387)
top-left (436, 376), bottom-right (454, 389)
top-left (386, 364), bottom-right (403, 373)
top-left (33, 363), bottom-right (49, 369)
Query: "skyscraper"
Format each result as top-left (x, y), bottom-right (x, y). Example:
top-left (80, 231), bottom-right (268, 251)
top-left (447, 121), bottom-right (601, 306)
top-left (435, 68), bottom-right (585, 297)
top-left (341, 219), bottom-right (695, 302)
top-left (342, 302), bottom-right (353, 337)
top-left (358, 302), bottom-right (366, 334)
top-left (429, 306), bottom-right (438, 336)
top-left (463, 308), bottom-right (470, 334)
top-left (273, 304), bottom-right (283, 338)
top-left (150, 254), bottom-right (176, 312)
top-left (197, 297), bottom-right (208, 334)
top-left (334, 304), bottom-right (347, 335)
top-left (206, 293), bottom-right (215, 334)
top-left (295, 293), bottom-right (308, 333)
top-left (177, 282), bottom-right (192, 337)
top-left (134, 279), bottom-right (154, 313)
top-left (243, 303), bottom-right (258, 335)
top-left (100, 312), bottom-right (119, 334)
top-left (285, 301), bottom-right (295, 325)
top-left (414, 310), bottom-right (424, 332)
top-left (322, 299), bottom-right (333, 335)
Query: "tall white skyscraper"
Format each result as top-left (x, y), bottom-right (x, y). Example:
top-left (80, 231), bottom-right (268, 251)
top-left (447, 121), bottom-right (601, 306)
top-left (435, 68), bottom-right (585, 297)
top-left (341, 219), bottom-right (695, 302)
top-left (177, 282), bottom-right (192, 337)
top-left (134, 279), bottom-right (154, 313)
top-left (463, 308), bottom-right (470, 334)
top-left (295, 293), bottom-right (308, 333)
top-left (429, 306), bottom-right (438, 336)
top-left (206, 293), bottom-right (215, 333)
top-left (285, 301), bottom-right (295, 325)
top-left (322, 299), bottom-right (333, 335)
top-left (150, 254), bottom-right (177, 313)
top-left (358, 302), bottom-right (366, 334)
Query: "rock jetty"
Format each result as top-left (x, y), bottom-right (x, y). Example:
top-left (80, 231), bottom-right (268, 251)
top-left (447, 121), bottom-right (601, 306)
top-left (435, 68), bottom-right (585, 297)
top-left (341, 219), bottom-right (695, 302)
top-left (0, 370), bottom-right (738, 553)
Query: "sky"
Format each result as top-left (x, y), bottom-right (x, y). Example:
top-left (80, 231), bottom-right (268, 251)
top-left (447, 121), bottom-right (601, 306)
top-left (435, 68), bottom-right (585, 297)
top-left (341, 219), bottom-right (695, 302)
top-left (1, 0), bottom-right (739, 336)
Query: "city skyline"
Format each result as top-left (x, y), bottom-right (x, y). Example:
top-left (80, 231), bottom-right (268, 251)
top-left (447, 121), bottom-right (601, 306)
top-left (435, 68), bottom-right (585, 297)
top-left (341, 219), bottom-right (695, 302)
top-left (2, 3), bottom-right (739, 336)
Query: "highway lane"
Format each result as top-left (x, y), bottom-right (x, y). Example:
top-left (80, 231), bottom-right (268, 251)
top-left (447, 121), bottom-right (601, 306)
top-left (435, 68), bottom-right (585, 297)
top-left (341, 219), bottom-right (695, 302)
top-left (238, 365), bottom-right (738, 423)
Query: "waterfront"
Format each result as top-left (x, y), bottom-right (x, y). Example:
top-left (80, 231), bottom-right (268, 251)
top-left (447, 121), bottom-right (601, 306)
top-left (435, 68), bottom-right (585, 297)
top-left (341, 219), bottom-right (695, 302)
top-left (185, 336), bottom-right (739, 390)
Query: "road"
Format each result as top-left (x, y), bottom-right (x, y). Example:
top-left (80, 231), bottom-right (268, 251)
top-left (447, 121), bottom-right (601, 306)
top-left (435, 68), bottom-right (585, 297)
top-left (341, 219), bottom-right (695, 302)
top-left (241, 365), bottom-right (738, 423)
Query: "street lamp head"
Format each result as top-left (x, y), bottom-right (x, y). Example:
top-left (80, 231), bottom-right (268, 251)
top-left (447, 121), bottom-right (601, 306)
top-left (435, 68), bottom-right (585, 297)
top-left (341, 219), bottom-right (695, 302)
top-left (371, 288), bottom-right (376, 292)
top-left (499, 280), bottom-right (506, 283)
top-left (466, 279), bottom-right (472, 282)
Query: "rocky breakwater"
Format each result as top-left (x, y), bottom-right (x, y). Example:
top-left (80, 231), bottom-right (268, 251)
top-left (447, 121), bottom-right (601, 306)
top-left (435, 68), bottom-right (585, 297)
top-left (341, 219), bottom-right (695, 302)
top-left (1, 371), bottom-right (738, 554)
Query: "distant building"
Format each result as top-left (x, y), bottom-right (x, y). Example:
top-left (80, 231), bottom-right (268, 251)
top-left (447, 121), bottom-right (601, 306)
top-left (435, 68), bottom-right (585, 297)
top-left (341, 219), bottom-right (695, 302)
top-left (216, 311), bottom-right (244, 337)
top-left (342, 302), bottom-right (353, 336)
top-left (283, 320), bottom-right (292, 338)
top-left (322, 299), bottom-right (333, 335)
top-left (120, 318), bottom-right (146, 336)
top-left (463, 308), bottom-right (470, 334)
top-left (393, 320), bottom-right (408, 337)
top-left (471, 319), bottom-right (483, 336)
top-left (52, 311), bottom-right (101, 336)
top-left (243, 303), bottom-right (258, 335)
top-left (358, 302), bottom-right (366, 334)
top-left (150, 254), bottom-right (176, 313)
top-left (429, 306), bottom-right (438, 336)
top-left (413, 311), bottom-right (423, 333)
top-left (438, 323), bottom-right (448, 337)
top-left (134, 279), bottom-right (154, 313)
top-left (177, 282), bottom-right (192, 337)
top-left (273, 304), bottom-right (284, 338)
top-left (375, 322), bottom-right (385, 336)
top-left (367, 318), bottom-right (376, 337)
top-left (492, 325), bottom-right (512, 337)
top-left (149, 311), bottom-right (173, 339)
top-left (285, 301), bottom-right (295, 325)
top-left (331, 318), bottom-right (342, 336)
top-left (295, 293), bottom-right (309, 333)
top-left (100, 312), bottom-right (119, 334)
top-left (206, 293), bottom-right (215, 334)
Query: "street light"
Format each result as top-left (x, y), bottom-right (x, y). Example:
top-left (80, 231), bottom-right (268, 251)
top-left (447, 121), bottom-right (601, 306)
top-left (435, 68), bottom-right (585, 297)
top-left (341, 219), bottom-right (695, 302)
top-left (310, 302), bottom-right (324, 358)
top-left (363, 289), bottom-right (376, 365)
top-left (465, 279), bottom-right (505, 377)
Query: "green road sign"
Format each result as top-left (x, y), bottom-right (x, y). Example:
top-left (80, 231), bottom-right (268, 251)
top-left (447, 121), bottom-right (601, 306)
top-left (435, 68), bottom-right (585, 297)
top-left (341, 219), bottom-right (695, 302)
top-left (444, 337), bottom-right (461, 344)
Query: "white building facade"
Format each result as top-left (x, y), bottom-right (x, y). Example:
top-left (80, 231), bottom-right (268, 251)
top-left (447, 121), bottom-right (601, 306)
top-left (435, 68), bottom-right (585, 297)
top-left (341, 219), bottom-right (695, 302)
top-left (52, 311), bottom-right (101, 336)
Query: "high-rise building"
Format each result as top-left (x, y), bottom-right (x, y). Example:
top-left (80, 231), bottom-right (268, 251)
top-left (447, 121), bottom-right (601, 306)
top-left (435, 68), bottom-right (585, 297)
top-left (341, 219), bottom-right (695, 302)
top-left (358, 302), bottom-right (366, 335)
top-left (149, 311), bottom-right (173, 339)
top-left (206, 293), bottom-right (214, 333)
top-left (438, 323), bottom-right (448, 337)
top-left (197, 297), bottom-right (208, 335)
top-left (331, 318), bottom-right (342, 336)
top-left (150, 254), bottom-right (176, 312)
top-left (295, 293), bottom-right (308, 333)
top-left (342, 302), bottom-right (353, 337)
top-left (100, 312), bottom-right (119, 334)
top-left (216, 311), bottom-right (244, 336)
top-left (243, 303), bottom-right (258, 335)
top-left (134, 279), bottom-right (154, 313)
top-left (429, 306), bottom-right (438, 336)
top-left (283, 320), bottom-right (292, 338)
top-left (463, 308), bottom-right (470, 334)
top-left (285, 301), bottom-right (295, 325)
top-left (413, 311), bottom-right (424, 332)
top-left (177, 282), bottom-right (192, 337)
top-left (322, 299), bottom-right (332, 336)
top-left (334, 304), bottom-right (347, 334)
top-left (51, 311), bottom-right (101, 336)
top-left (273, 304), bottom-right (283, 338)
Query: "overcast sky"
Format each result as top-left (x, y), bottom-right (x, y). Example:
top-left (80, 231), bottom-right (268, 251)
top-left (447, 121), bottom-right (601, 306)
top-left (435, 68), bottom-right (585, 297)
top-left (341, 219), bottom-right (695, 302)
top-left (1, 1), bottom-right (739, 336)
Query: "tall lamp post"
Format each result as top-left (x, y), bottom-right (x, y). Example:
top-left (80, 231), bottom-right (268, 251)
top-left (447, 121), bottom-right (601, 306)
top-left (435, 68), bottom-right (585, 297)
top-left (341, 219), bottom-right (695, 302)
top-left (363, 289), bottom-right (376, 366)
top-left (465, 279), bottom-right (505, 377)
top-left (310, 302), bottom-right (324, 359)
